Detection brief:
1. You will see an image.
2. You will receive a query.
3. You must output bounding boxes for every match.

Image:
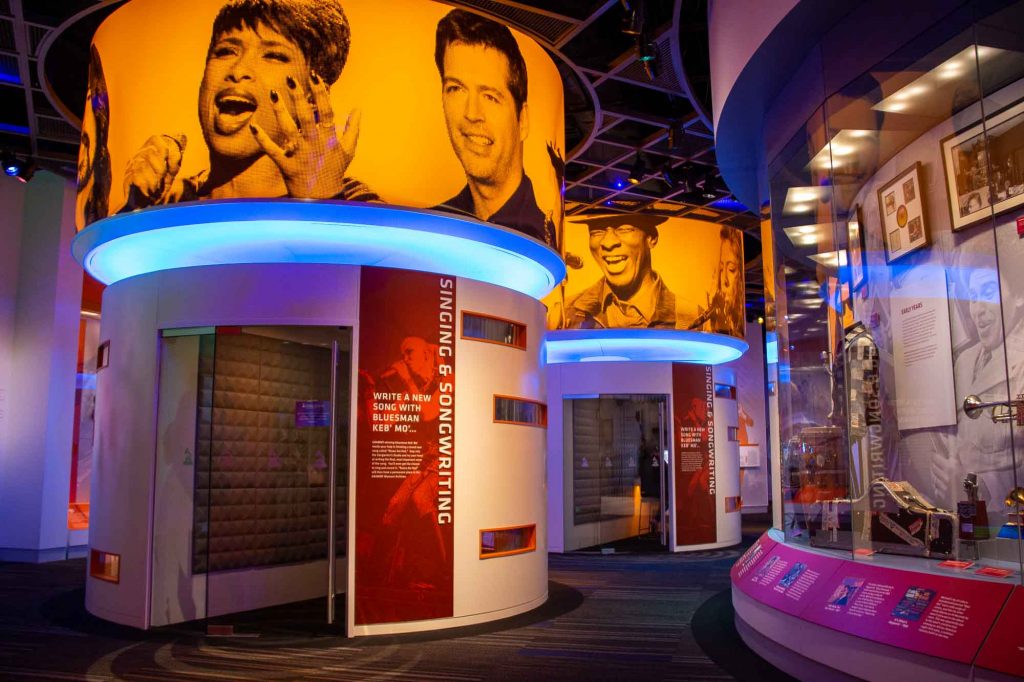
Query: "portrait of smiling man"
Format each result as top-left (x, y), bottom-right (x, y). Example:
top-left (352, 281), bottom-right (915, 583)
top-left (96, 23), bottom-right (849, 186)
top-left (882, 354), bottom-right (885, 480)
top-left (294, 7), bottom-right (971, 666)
top-left (433, 9), bottom-right (552, 245)
top-left (561, 214), bottom-right (687, 329)
top-left (121, 0), bottom-right (377, 208)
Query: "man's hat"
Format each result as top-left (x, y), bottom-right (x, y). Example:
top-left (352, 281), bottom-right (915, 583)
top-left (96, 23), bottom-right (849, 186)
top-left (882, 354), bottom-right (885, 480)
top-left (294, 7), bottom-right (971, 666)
top-left (575, 213), bottom-right (668, 238)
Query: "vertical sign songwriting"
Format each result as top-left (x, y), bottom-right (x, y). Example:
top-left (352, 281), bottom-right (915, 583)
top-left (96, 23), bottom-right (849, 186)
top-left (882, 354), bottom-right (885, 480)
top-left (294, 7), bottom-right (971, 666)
top-left (673, 363), bottom-right (717, 545)
top-left (355, 268), bottom-right (455, 625)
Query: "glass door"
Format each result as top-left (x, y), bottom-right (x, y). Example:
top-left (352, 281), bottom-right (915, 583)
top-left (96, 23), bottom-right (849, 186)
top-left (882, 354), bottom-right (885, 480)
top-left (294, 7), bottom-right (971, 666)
top-left (569, 394), bottom-right (669, 552)
top-left (152, 326), bottom-right (350, 634)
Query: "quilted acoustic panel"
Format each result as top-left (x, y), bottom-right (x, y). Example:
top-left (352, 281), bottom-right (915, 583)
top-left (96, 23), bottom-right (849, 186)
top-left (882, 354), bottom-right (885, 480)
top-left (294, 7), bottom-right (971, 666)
top-left (192, 333), bottom-right (347, 574)
top-left (572, 399), bottom-right (601, 525)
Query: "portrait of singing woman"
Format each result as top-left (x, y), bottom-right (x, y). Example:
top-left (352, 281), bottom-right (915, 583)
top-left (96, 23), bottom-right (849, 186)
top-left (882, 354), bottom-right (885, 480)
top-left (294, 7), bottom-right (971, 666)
top-left (120, 0), bottom-right (378, 209)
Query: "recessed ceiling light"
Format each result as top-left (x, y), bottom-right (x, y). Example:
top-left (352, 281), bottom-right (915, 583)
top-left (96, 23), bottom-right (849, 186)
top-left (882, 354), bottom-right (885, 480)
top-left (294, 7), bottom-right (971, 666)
top-left (888, 102), bottom-right (908, 112)
top-left (808, 250), bottom-right (847, 268)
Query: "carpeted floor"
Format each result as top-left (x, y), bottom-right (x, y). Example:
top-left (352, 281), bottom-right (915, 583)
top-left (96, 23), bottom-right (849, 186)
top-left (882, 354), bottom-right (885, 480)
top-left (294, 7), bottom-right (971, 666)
top-left (0, 520), bottom-right (791, 681)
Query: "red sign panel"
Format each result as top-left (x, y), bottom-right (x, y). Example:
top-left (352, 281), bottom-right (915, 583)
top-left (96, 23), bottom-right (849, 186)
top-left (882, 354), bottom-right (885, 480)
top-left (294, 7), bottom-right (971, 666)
top-left (354, 268), bottom-right (456, 625)
top-left (975, 585), bottom-right (1024, 675)
top-left (673, 363), bottom-right (716, 545)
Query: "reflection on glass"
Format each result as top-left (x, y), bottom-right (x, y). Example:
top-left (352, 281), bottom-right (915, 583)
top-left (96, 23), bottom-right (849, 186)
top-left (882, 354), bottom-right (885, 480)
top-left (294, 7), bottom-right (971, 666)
top-left (771, 12), bottom-right (1024, 581)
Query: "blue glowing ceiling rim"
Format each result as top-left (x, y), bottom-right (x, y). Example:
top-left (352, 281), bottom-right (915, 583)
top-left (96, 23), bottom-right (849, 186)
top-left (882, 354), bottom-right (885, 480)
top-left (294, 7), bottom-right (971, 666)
top-left (71, 200), bottom-right (566, 301)
top-left (544, 328), bottom-right (748, 365)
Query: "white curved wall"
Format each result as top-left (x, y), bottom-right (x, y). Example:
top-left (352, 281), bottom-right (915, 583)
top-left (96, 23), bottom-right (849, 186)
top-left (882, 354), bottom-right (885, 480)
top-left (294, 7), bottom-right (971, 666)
top-left (708, 0), bottom-right (798, 129)
top-left (87, 263), bottom-right (547, 633)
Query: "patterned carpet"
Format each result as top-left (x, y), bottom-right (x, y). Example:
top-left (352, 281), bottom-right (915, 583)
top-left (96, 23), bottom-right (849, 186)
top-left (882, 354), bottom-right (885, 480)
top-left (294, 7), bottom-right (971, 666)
top-left (0, 525), bottom-right (791, 681)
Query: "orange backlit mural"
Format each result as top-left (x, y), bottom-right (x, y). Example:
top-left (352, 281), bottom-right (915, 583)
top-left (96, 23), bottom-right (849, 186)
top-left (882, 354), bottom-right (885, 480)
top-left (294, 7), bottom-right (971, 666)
top-left (78, 0), bottom-right (564, 247)
top-left (546, 215), bottom-right (746, 339)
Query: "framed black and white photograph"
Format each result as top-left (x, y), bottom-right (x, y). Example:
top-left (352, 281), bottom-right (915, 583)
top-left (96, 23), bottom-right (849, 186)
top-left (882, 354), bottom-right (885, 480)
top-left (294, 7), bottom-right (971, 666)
top-left (877, 163), bottom-right (928, 263)
top-left (847, 204), bottom-right (867, 291)
top-left (941, 97), bottom-right (1024, 232)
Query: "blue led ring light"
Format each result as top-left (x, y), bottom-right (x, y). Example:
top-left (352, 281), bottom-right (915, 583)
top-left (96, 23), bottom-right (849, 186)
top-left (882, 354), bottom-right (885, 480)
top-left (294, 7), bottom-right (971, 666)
top-left (71, 199), bottom-right (566, 300)
top-left (544, 328), bottom-right (748, 365)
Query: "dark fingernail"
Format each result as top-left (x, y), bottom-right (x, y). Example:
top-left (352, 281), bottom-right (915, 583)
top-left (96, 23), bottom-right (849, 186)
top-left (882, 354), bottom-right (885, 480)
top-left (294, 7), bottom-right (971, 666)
top-left (310, 71), bottom-right (320, 85)
top-left (270, 89), bottom-right (279, 103)
top-left (286, 76), bottom-right (297, 89)
top-left (249, 123), bottom-right (257, 135)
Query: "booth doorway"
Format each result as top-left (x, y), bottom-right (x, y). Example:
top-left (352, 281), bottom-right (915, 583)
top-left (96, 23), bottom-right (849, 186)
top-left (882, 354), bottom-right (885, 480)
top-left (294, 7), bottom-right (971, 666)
top-left (151, 326), bottom-right (351, 635)
top-left (568, 394), bottom-right (671, 552)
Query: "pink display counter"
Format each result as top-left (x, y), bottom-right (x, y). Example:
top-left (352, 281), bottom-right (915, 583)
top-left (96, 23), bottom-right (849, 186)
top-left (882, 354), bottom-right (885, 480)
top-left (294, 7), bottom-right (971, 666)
top-left (732, 530), bottom-right (1024, 681)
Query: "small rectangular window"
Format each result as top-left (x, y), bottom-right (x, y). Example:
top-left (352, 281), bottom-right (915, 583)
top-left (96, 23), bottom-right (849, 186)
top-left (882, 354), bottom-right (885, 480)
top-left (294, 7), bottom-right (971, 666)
top-left (97, 340), bottom-right (110, 370)
top-left (728, 426), bottom-right (740, 442)
top-left (494, 395), bottom-right (547, 427)
top-left (462, 311), bottom-right (527, 349)
top-left (714, 383), bottom-right (736, 399)
top-left (480, 524), bottom-right (536, 559)
top-left (90, 549), bottom-right (120, 583)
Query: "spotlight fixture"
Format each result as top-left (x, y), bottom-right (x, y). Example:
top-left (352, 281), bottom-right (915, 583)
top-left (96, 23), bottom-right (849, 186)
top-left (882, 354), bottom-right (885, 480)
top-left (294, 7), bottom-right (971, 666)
top-left (660, 162), bottom-right (675, 187)
top-left (676, 163), bottom-right (697, 194)
top-left (2, 151), bottom-right (18, 176)
top-left (637, 38), bottom-right (659, 80)
top-left (628, 153), bottom-right (647, 185)
top-left (621, 10), bottom-right (640, 35)
top-left (698, 171), bottom-right (719, 199)
top-left (1, 151), bottom-right (34, 182)
top-left (667, 121), bottom-right (683, 149)
top-left (620, 0), bottom-right (643, 36)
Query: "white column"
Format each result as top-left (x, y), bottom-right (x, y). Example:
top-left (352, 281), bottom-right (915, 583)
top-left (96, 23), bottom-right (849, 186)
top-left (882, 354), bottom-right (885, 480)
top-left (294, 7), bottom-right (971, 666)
top-left (0, 171), bottom-right (83, 561)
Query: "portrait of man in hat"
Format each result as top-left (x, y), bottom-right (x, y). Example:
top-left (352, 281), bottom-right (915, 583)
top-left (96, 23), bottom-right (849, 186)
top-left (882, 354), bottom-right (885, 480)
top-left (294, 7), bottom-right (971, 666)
top-left (559, 213), bottom-right (691, 329)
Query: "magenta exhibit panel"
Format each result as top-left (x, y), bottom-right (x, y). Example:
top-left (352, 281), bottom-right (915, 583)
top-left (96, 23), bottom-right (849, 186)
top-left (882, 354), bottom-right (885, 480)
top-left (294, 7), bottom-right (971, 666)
top-left (713, 1), bottom-right (1024, 679)
top-left (70, 0), bottom-right (567, 637)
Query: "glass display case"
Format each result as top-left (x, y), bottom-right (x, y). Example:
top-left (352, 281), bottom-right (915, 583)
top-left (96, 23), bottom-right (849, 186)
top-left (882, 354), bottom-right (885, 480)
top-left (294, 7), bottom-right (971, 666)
top-left (769, 3), bottom-right (1024, 581)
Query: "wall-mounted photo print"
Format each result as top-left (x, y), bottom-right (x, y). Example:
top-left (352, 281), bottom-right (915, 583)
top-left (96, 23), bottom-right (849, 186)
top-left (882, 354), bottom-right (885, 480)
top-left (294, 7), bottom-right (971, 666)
top-left (877, 162), bottom-right (928, 263)
top-left (847, 204), bottom-right (867, 291)
top-left (942, 97), bottom-right (1024, 232)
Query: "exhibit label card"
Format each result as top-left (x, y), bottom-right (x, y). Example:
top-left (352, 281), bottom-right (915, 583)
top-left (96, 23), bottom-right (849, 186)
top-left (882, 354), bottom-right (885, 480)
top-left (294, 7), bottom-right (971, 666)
top-left (354, 267), bottom-right (456, 625)
top-left (730, 533), bottom-right (778, 582)
top-left (889, 265), bottom-right (957, 430)
top-left (733, 543), bottom-right (844, 617)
